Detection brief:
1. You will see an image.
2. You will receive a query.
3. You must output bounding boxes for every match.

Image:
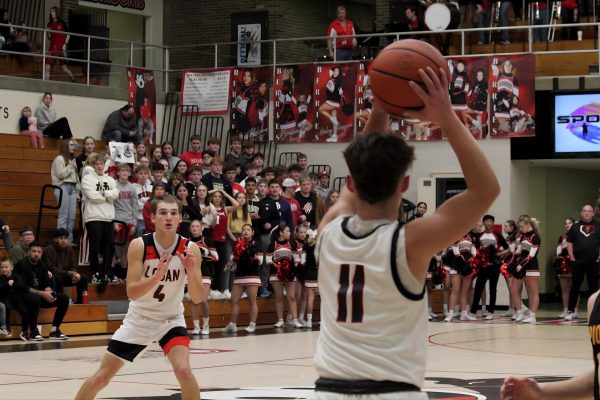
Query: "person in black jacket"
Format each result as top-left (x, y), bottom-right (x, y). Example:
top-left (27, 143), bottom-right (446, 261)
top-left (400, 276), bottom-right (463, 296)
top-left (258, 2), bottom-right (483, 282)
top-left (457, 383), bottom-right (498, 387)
top-left (15, 241), bottom-right (70, 340)
top-left (0, 257), bottom-right (37, 340)
top-left (201, 157), bottom-right (233, 198)
top-left (257, 183), bottom-right (281, 297)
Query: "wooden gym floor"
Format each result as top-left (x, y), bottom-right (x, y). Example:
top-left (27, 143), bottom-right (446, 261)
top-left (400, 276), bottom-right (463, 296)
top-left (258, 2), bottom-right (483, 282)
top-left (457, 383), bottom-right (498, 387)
top-left (0, 307), bottom-right (590, 400)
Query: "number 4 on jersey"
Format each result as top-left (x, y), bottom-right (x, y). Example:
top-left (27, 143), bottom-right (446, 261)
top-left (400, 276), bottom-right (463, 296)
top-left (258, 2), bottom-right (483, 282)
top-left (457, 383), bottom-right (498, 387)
top-left (153, 285), bottom-right (166, 302)
top-left (337, 264), bottom-right (365, 323)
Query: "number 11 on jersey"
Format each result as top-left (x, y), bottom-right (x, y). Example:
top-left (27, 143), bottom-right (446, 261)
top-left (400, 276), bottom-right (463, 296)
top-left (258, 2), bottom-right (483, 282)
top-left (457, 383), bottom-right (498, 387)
top-left (337, 264), bottom-right (365, 323)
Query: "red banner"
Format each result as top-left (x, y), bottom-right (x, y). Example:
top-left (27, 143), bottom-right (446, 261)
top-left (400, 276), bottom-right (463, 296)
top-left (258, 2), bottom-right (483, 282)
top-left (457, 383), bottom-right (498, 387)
top-left (274, 64), bottom-right (316, 143)
top-left (127, 68), bottom-right (156, 144)
top-left (490, 54), bottom-right (536, 138)
top-left (230, 66), bottom-right (272, 142)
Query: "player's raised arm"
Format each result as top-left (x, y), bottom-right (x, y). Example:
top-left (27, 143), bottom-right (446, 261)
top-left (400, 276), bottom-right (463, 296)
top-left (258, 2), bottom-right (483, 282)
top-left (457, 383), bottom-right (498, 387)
top-left (404, 67), bottom-right (500, 278)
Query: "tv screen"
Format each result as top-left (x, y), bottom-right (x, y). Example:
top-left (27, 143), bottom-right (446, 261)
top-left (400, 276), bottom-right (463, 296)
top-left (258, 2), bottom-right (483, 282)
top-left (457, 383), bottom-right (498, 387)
top-left (554, 91), bottom-right (600, 155)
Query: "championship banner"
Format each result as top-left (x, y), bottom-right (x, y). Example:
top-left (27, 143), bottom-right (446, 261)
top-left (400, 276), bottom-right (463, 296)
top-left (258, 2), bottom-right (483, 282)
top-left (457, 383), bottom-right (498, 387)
top-left (312, 62), bottom-right (359, 143)
top-left (181, 69), bottom-right (232, 115)
top-left (448, 56), bottom-right (490, 139)
top-left (231, 66), bottom-right (272, 142)
top-left (490, 54), bottom-right (536, 138)
top-left (274, 64), bottom-right (316, 143)
top-left (127, 68), bottom-right (156, 144)
top-left (355, 61), bottom-right (372, 133)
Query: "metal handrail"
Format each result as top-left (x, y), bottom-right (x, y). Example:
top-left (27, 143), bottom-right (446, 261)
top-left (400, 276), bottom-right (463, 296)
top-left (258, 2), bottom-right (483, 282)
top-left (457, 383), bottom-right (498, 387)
top-left (36, 184), bottom-right (62, 240)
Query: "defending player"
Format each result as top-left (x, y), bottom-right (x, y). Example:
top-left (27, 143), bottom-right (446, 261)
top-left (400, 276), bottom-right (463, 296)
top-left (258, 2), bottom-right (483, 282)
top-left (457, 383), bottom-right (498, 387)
top-left (314, 67), bottom-right (500, 399)
top-left (75, 195), bottom-right (204, 400)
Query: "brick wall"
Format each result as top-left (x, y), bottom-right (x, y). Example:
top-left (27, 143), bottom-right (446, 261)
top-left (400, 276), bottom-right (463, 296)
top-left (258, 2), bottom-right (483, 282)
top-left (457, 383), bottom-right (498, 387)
top-left (164, 0), bottom-right (381, 85)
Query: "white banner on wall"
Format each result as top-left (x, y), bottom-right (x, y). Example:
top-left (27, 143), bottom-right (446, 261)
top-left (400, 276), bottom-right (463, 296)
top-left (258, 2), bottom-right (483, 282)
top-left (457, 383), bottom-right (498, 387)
top-left (180, 69), bottom-right (232, 115)
top-left (238, 23), bottom-right (261, 66)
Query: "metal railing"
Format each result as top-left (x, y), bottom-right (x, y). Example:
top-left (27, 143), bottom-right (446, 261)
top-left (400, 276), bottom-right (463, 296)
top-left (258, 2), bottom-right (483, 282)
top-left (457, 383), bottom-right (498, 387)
top-left (1, 20), bottom-right (600, 92)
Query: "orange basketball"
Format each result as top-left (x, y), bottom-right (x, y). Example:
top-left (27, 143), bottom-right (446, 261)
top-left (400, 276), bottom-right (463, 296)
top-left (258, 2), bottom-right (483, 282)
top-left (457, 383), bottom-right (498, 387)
top-left (370, 39), bottom-right (450, 116)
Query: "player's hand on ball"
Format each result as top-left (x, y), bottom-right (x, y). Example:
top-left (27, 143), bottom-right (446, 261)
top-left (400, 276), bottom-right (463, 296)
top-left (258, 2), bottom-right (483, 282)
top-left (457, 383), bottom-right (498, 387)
top-left (176, 250), bottom-right (196, 274)
top-left (153, 253), bottom-right (172, 282)
top-left (404, 67), bottom-right (453, 125)
top-left (500, 377), bottom-right (543, 400)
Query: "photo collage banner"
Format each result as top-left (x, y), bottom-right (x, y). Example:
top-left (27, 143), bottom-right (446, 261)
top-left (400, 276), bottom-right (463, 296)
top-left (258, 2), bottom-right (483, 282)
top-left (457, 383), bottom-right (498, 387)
top-left (182, 53), bottom-right (535, 143)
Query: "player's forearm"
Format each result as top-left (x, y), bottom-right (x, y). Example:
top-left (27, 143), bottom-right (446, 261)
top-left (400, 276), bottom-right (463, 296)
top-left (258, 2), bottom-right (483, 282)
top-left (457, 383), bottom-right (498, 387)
top-left (126, 278), bottom-right (159, 300)
top-left (440, 113), bottom-right (500, 206)
top-left (187, 270), bottom-right (204, 304)
top-left (538, 370), bottom-right (594, 399)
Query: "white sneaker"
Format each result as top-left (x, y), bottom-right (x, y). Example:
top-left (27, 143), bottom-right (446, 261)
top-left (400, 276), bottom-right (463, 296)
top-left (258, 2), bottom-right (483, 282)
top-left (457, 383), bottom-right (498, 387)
top-left (222, 290), bottom-right (232, 299)
top-left (201, 325), bottom-right (210, 335)
top-left (428, 311), bottom-right (438, 318)
top-left (292, 319), bottom-right (304, 328)
top-left (444, 311), bottom-right (454, 322)
top-left (515, 310), bottom-right (525, 322)
top-left (500, 309), bottom-right (515, 318)
top-left (241, 292), bottom-right (248, 299)
top-left (223, 322), bottom-right (237, 333)
top-left (558, 308), bottom-right (568, 318)
top-left (285, 318), bottom-right (295, 327)
top-left (191, 327), bottom-right (200, 335)
top-left (183, 292), bottom-right (191, 301)
top-left (427, 312), bottom-right (433, 321)
top-left (305, 320), bottom-right (313, 328)
top-left (564, 312), bottom-right (575, 321)
top-left (326, 134), bottom-right (338, 143)
top-left (484, 313), bottom-right (494, 320)
top-left (0, 328), bottom-right (8, 336)
top-left (298, 318), bottom-right (307, 326)
top-left (208, 290), bottom-right (219, 300)
top-left (460, 311), bottom-right (477, 321)
top-left (274, 319), bottom-right (285, 328)
top-left (245, 322), bottom-right (256, 333)
top-left (522, 314), bottom-right (536, 324)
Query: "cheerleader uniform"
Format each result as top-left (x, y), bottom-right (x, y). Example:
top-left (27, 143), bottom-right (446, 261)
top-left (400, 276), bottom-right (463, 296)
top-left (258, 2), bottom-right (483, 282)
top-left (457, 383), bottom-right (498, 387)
top-left (233, 83), bottom-right (256, 132)
top-left (325, 76), bottom-right (343, 108)
top-left (277, 79), bottom-right (298, 131)
top-left (267, 240), bottom-right (300, 283)
top-left (450, 235), bottom-right (477, 276)
top-left (232, 238), bottom-right (262, 286)
top-left (450, 70), bottom-right (469, 111)
top-left (511, 230), bottom-right (542, 279)
top-left (468, 80), bottom-right (488, 114)
top-left (192, 235), bottom-right (218, 286)
top-left (494, 72), bottom-right (519, 118)
top-left (297, 239), bottom-right (318, 289)
top-left (556, 234), bottom-right (572, 278)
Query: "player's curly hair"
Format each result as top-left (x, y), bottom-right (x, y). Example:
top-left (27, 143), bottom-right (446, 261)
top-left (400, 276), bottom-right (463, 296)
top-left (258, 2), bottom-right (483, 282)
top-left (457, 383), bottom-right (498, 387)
top-left (343, 132), bottom-right (414, 205)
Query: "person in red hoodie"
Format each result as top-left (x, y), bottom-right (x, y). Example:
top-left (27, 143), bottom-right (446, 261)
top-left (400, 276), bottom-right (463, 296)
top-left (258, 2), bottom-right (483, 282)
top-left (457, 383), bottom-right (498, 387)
top-left (142, 181), bottom-right (166, 234)
top-left (137, 97), bottom-right (154, 144)
top-left (179, 135), bottom-right (204, 169)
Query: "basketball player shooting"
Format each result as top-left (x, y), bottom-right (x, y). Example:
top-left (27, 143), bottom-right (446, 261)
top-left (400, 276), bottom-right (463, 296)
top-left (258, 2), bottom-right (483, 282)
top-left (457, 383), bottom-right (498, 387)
top-left (314, 66), bottom-right (500, 399)
top-left (75, 195), bottom-right (204, 400)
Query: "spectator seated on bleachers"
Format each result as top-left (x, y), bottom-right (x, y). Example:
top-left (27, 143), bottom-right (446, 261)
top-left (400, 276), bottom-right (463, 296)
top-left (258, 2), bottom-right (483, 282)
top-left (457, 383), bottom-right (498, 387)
top-left (42, 229), bottom-right (89, 304)
top-left (15, 241), bottom-right (70, 341)
top-left (19, 106), bottom-right (44, 148)
top-left (8, 225), bottom-right (35, 266)
top-left (0, 216), bottom-right (12, 252)
top-left (34, 92), bottom-right (73, 139)
top-left (102, 104), bottom-right (139, 144)
top-left (0, 257), bottom-right (32, 339)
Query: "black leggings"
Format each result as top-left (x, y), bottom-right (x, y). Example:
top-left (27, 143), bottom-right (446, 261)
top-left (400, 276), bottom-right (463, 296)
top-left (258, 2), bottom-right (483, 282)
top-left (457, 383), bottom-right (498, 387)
top-left (42, 117), bottom-right (73, 139)
top-left (470, 264), bottom-right (501, 314)
top-left (53, 273), bottom-right (89, 304)
top-left (33, 292), bottom-right (70, 328)
top-left (568, 261), bottom-right (599, 311)
top-left (211, 241), bottom-right (228, 292)
top-left (86, 221), bottom-right (115, 278)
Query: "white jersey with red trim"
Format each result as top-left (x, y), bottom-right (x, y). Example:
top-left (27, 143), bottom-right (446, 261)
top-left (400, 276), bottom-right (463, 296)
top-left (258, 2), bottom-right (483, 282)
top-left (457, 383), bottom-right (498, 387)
top-left (314, 215), bottom-right (427, 387)
top-left (127, 233), bottom-right (190, 320)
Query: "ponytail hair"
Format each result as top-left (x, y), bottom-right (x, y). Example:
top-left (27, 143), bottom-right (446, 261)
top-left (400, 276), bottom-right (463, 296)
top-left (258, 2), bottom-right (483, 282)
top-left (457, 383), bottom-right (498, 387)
top-left (521, 215), bottom-right (540, 236)
top-left (270, 223), bottom-right (288, 243)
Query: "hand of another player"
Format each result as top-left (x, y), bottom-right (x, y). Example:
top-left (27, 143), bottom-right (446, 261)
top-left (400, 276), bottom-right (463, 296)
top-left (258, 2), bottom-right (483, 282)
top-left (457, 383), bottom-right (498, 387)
top-left (176, 250), bottom-right (197, 274)
top-left (40, 290), bottom-right (56, 303)
top-left (152, 253), bottom-right (172, 283)
top-left (500, 377), bottom-right (543, 400)
top-left (404, 67), bottom-right (454, 126)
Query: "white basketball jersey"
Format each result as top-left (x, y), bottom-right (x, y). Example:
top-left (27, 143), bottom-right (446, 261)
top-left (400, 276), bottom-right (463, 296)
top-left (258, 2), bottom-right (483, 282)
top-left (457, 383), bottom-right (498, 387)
top-left (127, 233), bottom-right (189, 320)
top-left (314, 216), bottom-right (427, 388)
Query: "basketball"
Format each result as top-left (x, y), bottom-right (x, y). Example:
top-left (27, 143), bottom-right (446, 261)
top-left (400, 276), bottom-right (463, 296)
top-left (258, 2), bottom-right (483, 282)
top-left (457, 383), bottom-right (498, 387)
top-left (370, 39), bottom-right (450, 116)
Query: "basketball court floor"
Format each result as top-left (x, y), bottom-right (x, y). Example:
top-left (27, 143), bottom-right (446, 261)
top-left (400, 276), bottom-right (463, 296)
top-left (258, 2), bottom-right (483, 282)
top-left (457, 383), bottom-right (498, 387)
top-left (0, 307), bottom-right (591, 400)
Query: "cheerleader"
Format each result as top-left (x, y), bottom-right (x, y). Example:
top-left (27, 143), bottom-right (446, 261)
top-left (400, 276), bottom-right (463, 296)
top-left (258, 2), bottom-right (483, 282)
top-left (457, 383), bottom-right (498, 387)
top-left (426, 254), bottom-right (441, 320)
top-left (233, 69), bottom-right (257, 137)
top-left (266, 224), bottom-right (303, 328)
top-left (492, 58), bottom-right (519, 134)
top-left (292, 224), bottom-right (308, 326)
top-left (508, 216), bottom-right (541, 323)
top-left (277, 68), bottom-right (299, 141)
top-left (449, 60), bottom-right (470, 112)
top-left (223, 224), bottom-right (262, 333)
top-left (318, 66), bottom-right (344, 143)
top-left (444, 234), bottom-right (478, 322)
top-left (556, 217), bottom-right (575, 318)
top-left (189, 220), bottom-right (218, 335)
top-left (463, 69), bottom-right (488, 138)
top-left (295, 224), bottom-right (318, 328)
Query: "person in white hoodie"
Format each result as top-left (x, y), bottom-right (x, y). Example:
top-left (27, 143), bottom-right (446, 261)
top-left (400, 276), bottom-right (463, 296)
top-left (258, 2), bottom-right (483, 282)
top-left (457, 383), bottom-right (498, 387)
top-left (81, 153), bottom-right (119, 286)
top-left (50, 138), bottom-right (78, 241)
